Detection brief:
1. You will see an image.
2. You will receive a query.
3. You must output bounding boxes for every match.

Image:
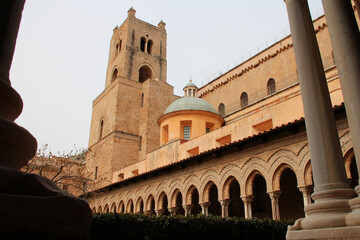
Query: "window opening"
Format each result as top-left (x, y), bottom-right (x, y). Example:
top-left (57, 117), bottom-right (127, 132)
top-left (99, 119), bottom-right (104, 140)
top-left (183, 126), bottom-right (191, 140)
top-left (141, 93), bottom-right (144, 108)
top-left (241, 92), bottom-right (248, 107)
top-left (139, 65), bottom-right (152, 83)
top-left (111, 69), bottom-right (118, 82)
top-left (95, 166), bottom-right (98, 179)
top-left (188, 89), bottom-right (192, 97)
top-left (139, 136), bottom-right (142, 151)
top-left (218, 103), bottom-right (225, 117)
top-left (206, 127), bottom-right (210, 133)
top-left (147, 40), bottom-right (153, 54)
top-left (140, 37), bottom-right (146, 52)
top-left (267, 78), bottom-right (276, 95)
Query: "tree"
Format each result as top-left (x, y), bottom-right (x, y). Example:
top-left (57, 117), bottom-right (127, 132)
top-left (23, 144), bottom-right (101, 196)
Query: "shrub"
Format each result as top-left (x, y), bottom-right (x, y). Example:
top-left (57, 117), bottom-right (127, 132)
top-left (91, 213), bottom-right (294, 240)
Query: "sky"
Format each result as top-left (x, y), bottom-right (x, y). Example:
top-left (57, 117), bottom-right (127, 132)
top-left (10, 0), bottom-right (324, 154)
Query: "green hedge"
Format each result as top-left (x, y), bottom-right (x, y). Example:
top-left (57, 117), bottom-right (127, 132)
top-left (91, 213), bottom-right (294, 240)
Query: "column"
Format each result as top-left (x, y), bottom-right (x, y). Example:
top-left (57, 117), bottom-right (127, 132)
top-left (321, 1), bottom-right (360, 226)
top-left (0, 1), bottom-right (91, 238)
top-left (268, 191), bottom-right (281, 220)
top-left (322, 0), bottom-right (360, 184)
top-left (199, 202), bottom-right (210, 215)
top-left (284, 0), bottom-right (356, 235)
top-left (220, 199), bottom-right (231, 218)
top-left (168, 207), bottom-right (178, 216)
top-left (241, 195), bottom-right (254, 219)
top-left (155, 209), bottom-right (165, 216)
top-left (183, 204), bottom-right (193, 216)
top-left (299, 186), bottom-right (313, 208)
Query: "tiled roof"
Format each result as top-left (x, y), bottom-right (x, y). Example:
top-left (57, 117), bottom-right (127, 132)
top-left (82, 103), bottom-right (345, 198)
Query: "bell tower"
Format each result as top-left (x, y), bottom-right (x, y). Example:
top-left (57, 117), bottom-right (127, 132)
top-left (86, 8), bottom-right (177, 186)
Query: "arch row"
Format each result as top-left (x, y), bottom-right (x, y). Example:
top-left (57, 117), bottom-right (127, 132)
top-left (89, 135), bottom-right (356, 220)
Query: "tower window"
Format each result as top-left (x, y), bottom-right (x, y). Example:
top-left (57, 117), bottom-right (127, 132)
top-left (119, 40), bottom-right (122, 51)
top-left (115, 43), bottom-right (119, 56)
top-left (241, 92), bottom-right (248, 107)
top-left (188, 89), bottom-right (192, 97)
top-left (267, 78), bottom-right (276, 95)
top-left (139, 65), bottom-right (152, 83)
top-left (183, 126), bottom-right (191, 140)
top-left (111, 68), bottom-right (118, 82)
top-left (95, 166), bottom-right (98, 179)
top-left (206, 127), bottom-right (210, 133)
top-left (141, 93), bottom-right (144, 108)
top-left (139, 136), bottom-right (142, 151)
top-left (147, 40), bottom-right (153, 54)
top-left (99, 119), bottom-right (104, 140)
top-left (140, 37), bottom-right (146, 52)
top-left (218, 103), bottom-right (225, 117)
top-left (193, 90), bottom-right (195, 97)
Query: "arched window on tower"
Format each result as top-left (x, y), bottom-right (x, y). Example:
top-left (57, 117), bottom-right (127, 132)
top-left (99, 119), bottom-right (104, 140)
top-left (140, 37), bottom-right (146, 52)
top-left (267, 78), bottom-right (276, 95)
top-left (111, 68), bottom-right (118, 82)
top-left (218, 103), bottom-right (225, 117)
top-left (147, 40), bottom-right (153, 54)
top-left (119, 39), bottom-right (122, 51)
top-left (139, 65), bottom-right (152, 83)
top-left (241, 92), bottom-right (248, 107)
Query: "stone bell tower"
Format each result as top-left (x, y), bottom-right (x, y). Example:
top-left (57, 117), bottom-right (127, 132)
top-left (87, 8), bottom-right (177, 186)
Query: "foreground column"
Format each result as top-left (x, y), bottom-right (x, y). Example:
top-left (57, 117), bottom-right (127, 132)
top-left (321, 0), bottom-right (360, 226)
top-left (284, 0), bottom-right (356, 238)
top-left (0, 1), bottom-right (91, 238)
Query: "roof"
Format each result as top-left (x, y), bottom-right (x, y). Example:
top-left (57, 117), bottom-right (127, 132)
top-left (163, 97), bottom-right (218, 115)
top-left (81, 103), bottom-right (345, 198)
top-left (184, 81), bottom-right (198, 89)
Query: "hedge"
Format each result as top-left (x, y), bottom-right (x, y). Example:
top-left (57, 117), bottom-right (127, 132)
top-left (91, 213), bottom-right (294, 240)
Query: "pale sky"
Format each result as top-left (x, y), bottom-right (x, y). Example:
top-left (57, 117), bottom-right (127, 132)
top-left (10, 0), bottom-right (324, 154)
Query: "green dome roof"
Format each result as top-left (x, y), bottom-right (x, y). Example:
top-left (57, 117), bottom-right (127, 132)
top-left (183, 81), bottom-right (198, 89)
top-left (164, 97), bottom-right (218, 115)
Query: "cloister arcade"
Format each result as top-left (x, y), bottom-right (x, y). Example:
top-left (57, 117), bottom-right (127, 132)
top-left (89, 131), bottom-right (357, 221)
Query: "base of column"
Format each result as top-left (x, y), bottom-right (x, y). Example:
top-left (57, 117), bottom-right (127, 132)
top-left (287, 226), bottom-right (360, 239)
top-left (346, 185), bottom-right (360, 226)
top-left (287, 188), bottom-right (357, 239)
top-left (0, 166), bottom-right (92, 238)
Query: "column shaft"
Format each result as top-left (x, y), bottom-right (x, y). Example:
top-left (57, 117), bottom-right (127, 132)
top-left (285, 0), bottom-right (347, 192)
top-left (321, 0), bottom-right (360, 185)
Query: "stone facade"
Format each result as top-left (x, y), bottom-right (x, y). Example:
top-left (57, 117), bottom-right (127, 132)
top-left (84, 6), bottom-right (359, 228)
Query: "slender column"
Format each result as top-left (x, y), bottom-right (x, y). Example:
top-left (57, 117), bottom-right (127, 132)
top-left (284, 0), bottom-right (356, 234)
top-left (220, 199), bottom-right (231, 218)
top-left (183, 204), bottom-right (193, 216)
top-left (268, 191), bottom-right (281, 220)
top-left (199, 202), bottom-right (210, 215)
top-left (241, 195), bottom-right (254, 219)
top-left (321, 0), bottom-right (360, 186)
top-left (299, 186), bottom-right (313, 208)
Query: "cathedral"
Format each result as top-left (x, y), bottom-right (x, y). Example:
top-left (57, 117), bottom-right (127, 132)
top-left (84, 5), bottom-right (359, 225)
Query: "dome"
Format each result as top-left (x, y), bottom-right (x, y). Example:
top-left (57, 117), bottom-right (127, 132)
top-left (183, 81), bottom-right (198, 89)
top-left (164, 97), bottom-right (218, 115)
